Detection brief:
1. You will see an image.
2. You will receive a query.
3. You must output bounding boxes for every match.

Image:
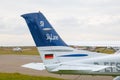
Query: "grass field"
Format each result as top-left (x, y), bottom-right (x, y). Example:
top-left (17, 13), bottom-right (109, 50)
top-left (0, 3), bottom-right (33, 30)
top-left (0, 73), bottom-right (62, 80)
top-left (0, 46), bottom-right (39, 55)
top-left (0, 46), bottom-right (115, 55)
top-left (94, 47), bottom-right (115, 54)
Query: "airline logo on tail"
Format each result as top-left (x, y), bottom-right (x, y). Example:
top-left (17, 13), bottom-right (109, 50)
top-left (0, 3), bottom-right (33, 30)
top-left (46, 34), bottom-right (59, 42)
top-left (21, 12), bottom-right (67, 46)
top-left (40, 21), bottom-right (44, 27)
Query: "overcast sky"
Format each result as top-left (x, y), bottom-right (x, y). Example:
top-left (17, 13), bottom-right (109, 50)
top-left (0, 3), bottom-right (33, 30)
top-left (0, 0), bottom-right (120, 46)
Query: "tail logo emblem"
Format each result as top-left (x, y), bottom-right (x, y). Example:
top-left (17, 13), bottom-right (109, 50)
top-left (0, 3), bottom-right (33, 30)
top-left (40, 21), bottom-right (44, 27)
top-left (46, 34), bottom-right (59, 42)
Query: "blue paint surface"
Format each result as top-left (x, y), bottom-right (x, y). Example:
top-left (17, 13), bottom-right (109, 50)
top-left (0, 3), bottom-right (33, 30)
top-left (21, 12), bottom-right (67, 47)
top-left (60, 54), bottom-right (88, 57)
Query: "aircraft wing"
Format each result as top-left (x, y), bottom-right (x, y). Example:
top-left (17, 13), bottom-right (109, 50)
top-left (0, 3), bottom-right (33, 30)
top-left (52, 63), bottom-right (114, 72)
top-left (22, 63), bottom-right (45, 70)
top-left (21, 62), bottom-right (114, 72)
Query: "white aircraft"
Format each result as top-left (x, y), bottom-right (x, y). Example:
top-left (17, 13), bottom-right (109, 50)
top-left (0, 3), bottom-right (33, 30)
top-left (21, 12), bottom-right (120, 80)
top-left (13, 47), bottom-right (22, 52)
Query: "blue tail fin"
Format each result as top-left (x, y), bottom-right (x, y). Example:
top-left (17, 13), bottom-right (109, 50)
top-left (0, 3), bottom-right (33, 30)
top-left (21, 12), bottom-right (67, 47)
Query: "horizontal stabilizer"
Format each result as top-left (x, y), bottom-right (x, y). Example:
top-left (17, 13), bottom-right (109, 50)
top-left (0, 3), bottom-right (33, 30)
top-left (22, 63), bottom-right (45, 70)
top-left (52, 63), bottom-right (114, 72)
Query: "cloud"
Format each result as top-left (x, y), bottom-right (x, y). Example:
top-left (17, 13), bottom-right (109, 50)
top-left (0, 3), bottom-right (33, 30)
top-left (0, 0), bottom-right (120, 46)
top-left (53, 14), bottom-right (120, 41)
top-left (0, 17), bottom-right (29, 35)
top-left (0, 34), bottom-right (34, 46)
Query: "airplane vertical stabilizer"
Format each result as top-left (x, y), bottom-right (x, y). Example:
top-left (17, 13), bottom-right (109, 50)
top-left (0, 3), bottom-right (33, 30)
top-left (21, 12), bottom-right (71, 71)
top-left (21, 12), bottom-right (67, 47)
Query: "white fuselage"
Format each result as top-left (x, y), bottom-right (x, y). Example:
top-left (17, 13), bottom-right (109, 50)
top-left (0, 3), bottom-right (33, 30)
top-left (37, 46), bottom-right (120, 76)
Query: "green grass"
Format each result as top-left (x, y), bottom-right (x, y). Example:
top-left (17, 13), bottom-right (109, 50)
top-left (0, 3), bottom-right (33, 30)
top-left (0, 46), bottom-right (115, 55)
top-left (0, 47), bottom-right (39, 55)
top-left (0, 73), bottom-right (63, 80)
top-left (94, 47), bottom-right (115, 54)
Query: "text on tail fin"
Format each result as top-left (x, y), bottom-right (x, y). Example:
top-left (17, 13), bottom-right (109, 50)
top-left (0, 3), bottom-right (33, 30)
top-left (21, 12), bottom-right (67, 47)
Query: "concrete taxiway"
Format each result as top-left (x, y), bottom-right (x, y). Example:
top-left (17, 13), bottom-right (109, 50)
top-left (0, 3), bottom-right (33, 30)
top-left (0, 55), bottom-right (113, 80)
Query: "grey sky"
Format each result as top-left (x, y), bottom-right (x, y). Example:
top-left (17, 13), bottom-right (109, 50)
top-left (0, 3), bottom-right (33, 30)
top-left (0, 0), bottom-right (120, 46)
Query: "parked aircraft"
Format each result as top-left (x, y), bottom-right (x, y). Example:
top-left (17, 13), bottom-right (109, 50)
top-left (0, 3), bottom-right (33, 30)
top-left (13, 47), bottom-right (22, 52)
top-left (21, 12), bottom-right (120, 80)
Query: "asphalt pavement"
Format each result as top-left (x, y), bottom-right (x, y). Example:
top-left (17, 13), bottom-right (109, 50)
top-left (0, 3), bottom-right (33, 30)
top-left (0, 55), bottom-right (113, 80)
